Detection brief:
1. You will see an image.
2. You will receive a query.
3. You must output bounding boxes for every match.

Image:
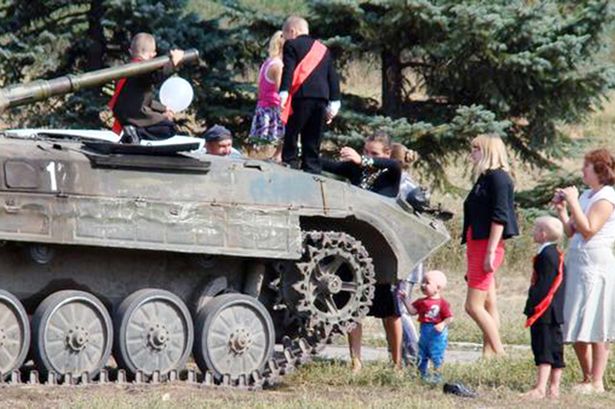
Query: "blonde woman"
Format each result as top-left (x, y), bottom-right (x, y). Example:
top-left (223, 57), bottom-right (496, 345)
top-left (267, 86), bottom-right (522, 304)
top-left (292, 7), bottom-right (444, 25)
top-left (463, 133), bottom-right (519, 357)
top-left (249, 31), bottom-right (285, 161)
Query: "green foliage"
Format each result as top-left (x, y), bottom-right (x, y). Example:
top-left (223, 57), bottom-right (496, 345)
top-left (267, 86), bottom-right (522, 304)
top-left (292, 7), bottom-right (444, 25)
top-left (311, 0), bottom-right (615, 187)
top-left (328, 104), bottom-right (511, 189)
top-left (0, 0), bottom-right (613, 197)
top-left (0, 0), bottom-right (264, 135)
top-left (516, 171), bottom-right (584, 208)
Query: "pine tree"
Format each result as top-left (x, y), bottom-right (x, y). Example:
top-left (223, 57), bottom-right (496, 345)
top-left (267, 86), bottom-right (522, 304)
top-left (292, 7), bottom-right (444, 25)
top-left (0, 0), bottom-right (262, 133)
top-left (307, 0), bottom-right (615, 187)
top-left (0, 0), bottom-right (613, 197)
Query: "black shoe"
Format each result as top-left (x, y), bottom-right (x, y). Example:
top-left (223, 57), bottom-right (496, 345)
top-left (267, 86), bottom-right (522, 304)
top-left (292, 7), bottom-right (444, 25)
top-left (120, 126), bottom-right (140, 144)
top-left (443, 382), bottom-right (477, 398)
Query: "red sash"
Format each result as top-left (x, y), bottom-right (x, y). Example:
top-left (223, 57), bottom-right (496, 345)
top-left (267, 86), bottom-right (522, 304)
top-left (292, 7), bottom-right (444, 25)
top-left (281, 40), bottom-right (327, 124)
top-left (107, 58), bottom-right (141, 134)
top-left (525, 249), bottom-right (564, 328)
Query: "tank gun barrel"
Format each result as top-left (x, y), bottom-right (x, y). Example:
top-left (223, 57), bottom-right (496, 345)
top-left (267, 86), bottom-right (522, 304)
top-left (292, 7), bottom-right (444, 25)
top-left (0, 49), bottom-right (199, 112)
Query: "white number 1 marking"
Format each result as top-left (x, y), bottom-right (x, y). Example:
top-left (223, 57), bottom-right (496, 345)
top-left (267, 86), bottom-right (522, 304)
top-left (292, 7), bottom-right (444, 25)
top-left (46, 162), bottom-right (57, 191)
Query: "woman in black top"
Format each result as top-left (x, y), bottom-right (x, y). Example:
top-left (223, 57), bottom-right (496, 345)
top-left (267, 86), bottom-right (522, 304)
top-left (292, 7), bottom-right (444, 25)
top-left (463, 133), bottom-right (518, 358)
top-left (323, 132), bottom-right (403, 371)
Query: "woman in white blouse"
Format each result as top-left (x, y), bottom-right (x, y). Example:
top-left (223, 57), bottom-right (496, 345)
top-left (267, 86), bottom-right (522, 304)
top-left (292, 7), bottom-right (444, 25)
top-left (553, 148), bottom-right (615, 394)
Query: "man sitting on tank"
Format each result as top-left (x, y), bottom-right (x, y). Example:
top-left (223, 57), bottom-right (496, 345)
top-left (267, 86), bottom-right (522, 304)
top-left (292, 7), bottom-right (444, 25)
top-left (201, 125), bottom-right (242, 158)
top-left (108, 32), bottom-right (184, 143)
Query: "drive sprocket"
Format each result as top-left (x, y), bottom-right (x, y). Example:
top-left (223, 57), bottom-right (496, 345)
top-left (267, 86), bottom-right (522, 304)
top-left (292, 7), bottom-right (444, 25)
top-left (276, 231), bottom-right (376, 339)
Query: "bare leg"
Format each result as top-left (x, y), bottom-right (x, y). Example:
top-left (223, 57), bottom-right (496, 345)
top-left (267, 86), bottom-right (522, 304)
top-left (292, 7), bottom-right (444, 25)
top-left (272, 142), bottom-right (283, 162)
top-left (347, 323), bottom-right (363, 373)
top-left (590, 342), bottom-right (609, 392)
top-left (548, 368), bottom-right (563, 399)
top-left (521, 364), bottom-right (550, 399)
top-left (485, 281), bottom-right (501, 329)
top-left (573, 342), bottom-right (592, 383)
top-left (383, 316), bottom-right (402, 370)
top-left (482, 280), bottom-right (501, 356)
top-left (465, 287), bottom-right (505, 357)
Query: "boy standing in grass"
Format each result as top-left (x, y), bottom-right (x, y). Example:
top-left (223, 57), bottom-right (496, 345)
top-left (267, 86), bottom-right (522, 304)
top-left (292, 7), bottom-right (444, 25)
top-left (398, 269), bottom-right (453, 382)
top-left (523, 216), bottom-right (566, 399)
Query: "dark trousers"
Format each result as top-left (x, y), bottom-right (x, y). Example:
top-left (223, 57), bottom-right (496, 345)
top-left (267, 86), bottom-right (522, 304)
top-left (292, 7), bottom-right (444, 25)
top-left (530, 323), bottom-right (565, 368)
top-left (136, 120), bottom-right (176, 141)
top-left (282, 98), bottom-right (327, 174)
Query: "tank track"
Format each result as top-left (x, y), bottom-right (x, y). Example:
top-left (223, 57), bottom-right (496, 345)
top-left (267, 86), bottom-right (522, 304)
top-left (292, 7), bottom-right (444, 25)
top-left (0, 334), bottom-right (325, 390)
top-left (0, 230), bottom-right (374, 390)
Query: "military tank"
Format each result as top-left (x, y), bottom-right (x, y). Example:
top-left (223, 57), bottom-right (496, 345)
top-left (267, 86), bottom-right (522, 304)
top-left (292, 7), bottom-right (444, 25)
top-left (0, 56), bottom-right (450, 388)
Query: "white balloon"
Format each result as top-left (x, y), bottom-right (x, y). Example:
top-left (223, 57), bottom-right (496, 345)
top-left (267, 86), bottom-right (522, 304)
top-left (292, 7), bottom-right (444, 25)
top-left (159, 76), bottom-right (194, 112)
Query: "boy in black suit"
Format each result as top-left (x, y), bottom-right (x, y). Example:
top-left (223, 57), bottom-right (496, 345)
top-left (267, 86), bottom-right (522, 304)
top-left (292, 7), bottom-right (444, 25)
top-left (109, 32), bottom-right (184, 143)
top-left (279, 16), bottom-right (341, 174)
top-left (523, 216), bottom-right (566, 400)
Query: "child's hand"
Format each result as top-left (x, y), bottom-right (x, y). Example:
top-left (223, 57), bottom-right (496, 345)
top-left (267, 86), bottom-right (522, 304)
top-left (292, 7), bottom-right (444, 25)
top-left (169, 49), bottom-right (184, 67)
top-left (397, 289), bottom-right (407, 299)
top-left (325, 101), bottom-right (340, 124)
top-left (163, 108), bottom-right (175, 120)
top-left (279, 92), bottom-right (288, 109)
top-left (325, 109), bottom-right (334, 124)
top-left (434, 322), bottom-right (446, 332)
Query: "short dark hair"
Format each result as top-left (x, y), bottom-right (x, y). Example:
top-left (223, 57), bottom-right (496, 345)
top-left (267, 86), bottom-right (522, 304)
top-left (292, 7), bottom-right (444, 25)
top-left (585, 148), bottom-right (615, 185)
top-left (202, 125), bottom-right (232, 142)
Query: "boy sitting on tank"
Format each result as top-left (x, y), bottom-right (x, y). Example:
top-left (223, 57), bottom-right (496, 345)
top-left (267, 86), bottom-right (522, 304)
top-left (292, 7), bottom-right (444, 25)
top-left (108, 32), bottom-right (184, 143)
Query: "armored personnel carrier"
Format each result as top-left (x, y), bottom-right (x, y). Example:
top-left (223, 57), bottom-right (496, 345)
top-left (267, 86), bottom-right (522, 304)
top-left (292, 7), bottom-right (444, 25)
top-left (0, 55), bottom-right (449, 387)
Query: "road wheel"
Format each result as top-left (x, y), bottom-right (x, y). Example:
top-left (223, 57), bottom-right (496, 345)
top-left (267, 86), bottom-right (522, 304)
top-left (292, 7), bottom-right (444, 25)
top-left (114, 289), bottom-right (193, 377)
top-left (0, 290), bottom-right (30, 379)
top-left (32, 290), bottom-right (112, 380)
top-left (194, 293), bottom-right (274, 380)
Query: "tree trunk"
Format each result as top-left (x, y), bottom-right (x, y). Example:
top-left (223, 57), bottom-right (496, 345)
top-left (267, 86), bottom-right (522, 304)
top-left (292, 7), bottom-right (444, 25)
top-left (86, 0), bottom-right (105, 70)
top-left (381, 49), bottom-right (403, 118)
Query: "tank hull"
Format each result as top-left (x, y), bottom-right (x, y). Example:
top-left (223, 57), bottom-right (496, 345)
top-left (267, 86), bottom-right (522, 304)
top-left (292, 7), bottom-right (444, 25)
top-left (0, 243), bottom-right (243, 314)
top-left (0, 136), bottom-right (448, 277)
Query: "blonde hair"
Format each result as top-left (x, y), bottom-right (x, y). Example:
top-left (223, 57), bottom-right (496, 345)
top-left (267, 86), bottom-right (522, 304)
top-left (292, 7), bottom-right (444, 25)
top-left (425, 270), bottom-right (447, 289)
top-left (471, 133), bottom-right (510, 179)
top-left (534, 216), bottom-right (564, 242)
top-left (283, 16), bottom-right (309, 35)
top-left (268, 31), bottom-right (284, 59)
top-left (130, 33), bottom-right (156, 58)
top-left (391, 143), bottom-right (419, 171)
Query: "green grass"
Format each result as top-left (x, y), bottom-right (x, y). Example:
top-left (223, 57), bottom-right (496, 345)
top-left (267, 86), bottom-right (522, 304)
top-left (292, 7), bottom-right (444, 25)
top-left (6, 355), bottom-right (614, 409)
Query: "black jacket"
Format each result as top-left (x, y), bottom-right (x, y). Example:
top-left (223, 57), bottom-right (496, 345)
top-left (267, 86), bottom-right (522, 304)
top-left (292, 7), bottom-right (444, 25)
top-left (280, 35), bottom-right (341, 101)
top-left (113, 70), bottom-right (168, 128)
top-left (322, 157), bottom-right (401, 197)
top-left (524, 244), bottom-right (565, 325)
top-left (462, 168), bottom-right (519, 244)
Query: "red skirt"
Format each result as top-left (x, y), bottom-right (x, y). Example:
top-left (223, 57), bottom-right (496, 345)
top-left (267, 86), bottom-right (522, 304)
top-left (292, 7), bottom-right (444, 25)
top-left (466, 227), bottom-right (505, 291)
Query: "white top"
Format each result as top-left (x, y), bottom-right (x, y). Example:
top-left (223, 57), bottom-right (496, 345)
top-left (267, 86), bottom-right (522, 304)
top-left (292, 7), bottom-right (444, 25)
top-left (569, 186), bottom-right (615, 249)
top-left (398, 171), bottom-right (419, 199)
